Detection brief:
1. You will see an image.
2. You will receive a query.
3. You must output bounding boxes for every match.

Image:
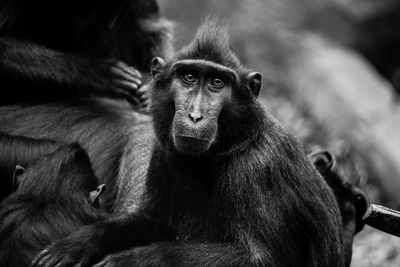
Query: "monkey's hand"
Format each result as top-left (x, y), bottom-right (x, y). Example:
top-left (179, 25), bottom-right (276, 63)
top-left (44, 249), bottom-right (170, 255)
top-left (96, 60), bottom-right (148, 106)
top-left (92, 250), bottom-right (138, 267)
top-left (92, 246), bottom-right (177, 267)
top-left (31, 214), bottom-right (157, 267)
top-left (92, 243), bottom-right (249, 267)
top-left (31, 224), bottom-right (106, 267)
top-left (0, 38), bottom-right (148, 106)
top-left (135, 82), bottom-right (152, 113)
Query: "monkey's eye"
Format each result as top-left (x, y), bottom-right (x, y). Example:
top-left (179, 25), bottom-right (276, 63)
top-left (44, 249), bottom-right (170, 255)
top-left (209, 78), bottom-right (225, 89)
top-left (181, 73), bottom-right (198, 84)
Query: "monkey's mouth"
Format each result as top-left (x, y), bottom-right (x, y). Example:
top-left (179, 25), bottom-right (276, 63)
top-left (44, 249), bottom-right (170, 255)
top-left (173, 135), bottom-right (212, 154)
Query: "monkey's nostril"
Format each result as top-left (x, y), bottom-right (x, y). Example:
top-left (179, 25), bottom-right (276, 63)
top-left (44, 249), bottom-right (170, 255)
top-left (188, 112), bottom-right (203, 123)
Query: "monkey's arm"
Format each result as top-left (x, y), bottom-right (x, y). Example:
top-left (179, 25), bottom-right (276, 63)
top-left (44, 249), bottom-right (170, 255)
top-left (31, 212), bottom-right (169, 267)
top-left (92, 243), bottom-right (252, 267)
top-left (0, 133), bottom-right (60, 171)
top-left (0, 38), bottom-right (144, 105)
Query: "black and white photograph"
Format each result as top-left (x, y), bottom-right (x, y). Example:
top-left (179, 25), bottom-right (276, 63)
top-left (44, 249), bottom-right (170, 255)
top-left (0, 0), bottom-right (400, 266)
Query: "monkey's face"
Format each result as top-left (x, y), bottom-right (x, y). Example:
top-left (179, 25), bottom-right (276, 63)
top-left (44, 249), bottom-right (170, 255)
top-left (151, 57), bottom-right (262, 155)
top-left (167, 60), bottom-right (235, 154)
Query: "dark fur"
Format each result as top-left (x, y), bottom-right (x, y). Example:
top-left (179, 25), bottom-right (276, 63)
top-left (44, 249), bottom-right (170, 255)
top-left (0, 132), bottom-right (60, 201)
top-left (176, 19), bottom-right (241, 68)
top-left (0, 99), bottom-right (150, 212)
top-left (309, 150), bottom-right (367, 267)
top-left (0, 0), bottom-right (173, 104)
top-left (0, 144), bottom-right (107, 267)
top-left (31, 20), bottom-right (343, 267)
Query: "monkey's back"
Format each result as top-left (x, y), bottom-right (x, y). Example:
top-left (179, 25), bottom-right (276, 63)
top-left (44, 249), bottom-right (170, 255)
top-left (0, 98), bottom-right (154, 212)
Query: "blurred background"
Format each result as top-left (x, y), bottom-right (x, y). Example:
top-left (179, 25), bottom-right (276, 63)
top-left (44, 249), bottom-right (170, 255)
top-left (160, 0), bottom-right (400, 266)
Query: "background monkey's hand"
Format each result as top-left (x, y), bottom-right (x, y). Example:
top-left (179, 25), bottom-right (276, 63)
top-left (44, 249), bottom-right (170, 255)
top-left (31, 224), bottom-right (105, 267)
top-left (135, 83), bottom-right (152, 112)
top-left (31, 213), bottom-right (157, 267)
top-left (92, 60), bottom-right (147, 106)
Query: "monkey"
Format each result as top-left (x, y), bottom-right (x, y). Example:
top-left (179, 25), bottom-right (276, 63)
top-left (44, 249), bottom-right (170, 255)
top-left (0, 0), bottom-right (173, 107)
top-left (0, 132), bottom-right (61, 201)
top-left (0, 97), bottom-right (156, 213)
top-left (0, 144), bottom-right (107, 267)
top-left (308, 150), bottom-right (368, 267)
top-left (0, 0), bottom-right (173, 208)
top-left (31, 19), bottom-right (344, 267)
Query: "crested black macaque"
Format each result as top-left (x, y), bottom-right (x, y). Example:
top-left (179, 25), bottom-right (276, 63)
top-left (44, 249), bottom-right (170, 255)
top-left (0, 132), bottom-right (62, 201)
top-left (32, 19), bottom-right (344, 267)
top-left (308, 150), bottom-right (368, 267)
top-left (0, 144), bottom-right (107, 267)
top-left (0, 0), bottom-right (173, 106)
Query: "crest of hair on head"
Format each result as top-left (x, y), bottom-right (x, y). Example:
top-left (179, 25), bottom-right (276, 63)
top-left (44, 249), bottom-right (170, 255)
top-left (176, 16), bottom-right (242, 69)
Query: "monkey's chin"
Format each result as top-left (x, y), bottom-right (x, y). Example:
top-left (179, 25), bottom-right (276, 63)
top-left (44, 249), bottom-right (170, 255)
top-left (174, 135), bottom-right (212, 154)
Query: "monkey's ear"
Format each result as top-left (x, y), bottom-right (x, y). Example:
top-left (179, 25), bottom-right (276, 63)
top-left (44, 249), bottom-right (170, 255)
top-left (151, 57), bottom-right (166, 77)
top-left (309, 150), bottom-right (336, 172)
top-left (12, 165), bottom-right (26, 190)
top-left (247, 72), bottom-right (262, 98)
top-left (89, 184), bottom-right (106, 207)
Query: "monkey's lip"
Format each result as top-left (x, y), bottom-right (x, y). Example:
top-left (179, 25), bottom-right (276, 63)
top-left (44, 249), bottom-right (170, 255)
top-left (173, 134), bottom-right (211, 154)
top-left (174, 134), bottom-right (209, 142)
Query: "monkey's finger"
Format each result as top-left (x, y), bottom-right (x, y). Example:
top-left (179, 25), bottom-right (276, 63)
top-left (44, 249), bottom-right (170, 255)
top-left (54, 259), bottom-right (72, 267)
top-left (138, 83), bottom-right (151, 94)
top-left (92, 260), bottom-right (109, 267)
top-left (115, 89), bottom-right (141, 106)
top-left (31, 249), bottom-right (49, 266)
top-left (113, 80), bottom-right (141, 96)
top-left (116, 61), bottom-right (142, 79)
top-left (125, 96), bottom-right (141, 106)
top-left (138, 99), bottom-right (151, 112)
top-left (138, 87), bottom-right (150, 97)
top-left (37, 256), bottom-right (63, 267)
top-left (138, 102), bottom-right (151, 114)
top-left (139, 92), bottom-right (150, 103)
top-left (32, 256), bottom-right (56, 267)
top-left (137, 84), bottom-right (152, 102)
top-left (143, 99), bottom-right (151, 107)
top-left (139, 96), bottom-right (149, 104)
top-left (142, 97), bottom-right (151, 105)
top-left (111, 66), bottom-right (142, 85)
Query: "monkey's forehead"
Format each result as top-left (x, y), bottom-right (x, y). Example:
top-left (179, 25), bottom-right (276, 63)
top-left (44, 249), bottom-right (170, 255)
top-left (172, 59), bottom-right (238, 80)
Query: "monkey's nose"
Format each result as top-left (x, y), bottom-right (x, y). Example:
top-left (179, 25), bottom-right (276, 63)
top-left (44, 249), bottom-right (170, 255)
top-left (188, 112), bottom-right (203, 123)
